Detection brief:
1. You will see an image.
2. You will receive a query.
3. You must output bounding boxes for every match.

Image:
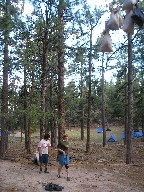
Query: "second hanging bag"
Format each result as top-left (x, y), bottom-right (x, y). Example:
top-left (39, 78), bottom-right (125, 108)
top-left (123, 0), bottom-right (137, 11)
top-left (100, 30), bottom-right (113, 52)
top-left (107, 9), bottom-right (124, 30)
top-left (122, 10), bottom-right (135, 34)
top-left (131, 4), bottom-right (144, 28)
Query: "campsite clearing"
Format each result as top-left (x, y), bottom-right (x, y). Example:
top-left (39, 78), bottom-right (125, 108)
top-left (0, 128), bottom-right (144, 192)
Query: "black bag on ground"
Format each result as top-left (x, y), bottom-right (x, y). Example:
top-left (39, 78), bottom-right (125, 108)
top-left (45, 183), bottom-right (64, 191)
top-left (131, 4), bottom-right (144, 27)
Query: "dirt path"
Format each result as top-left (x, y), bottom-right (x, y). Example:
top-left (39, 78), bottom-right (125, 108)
top-left (0, 159), bottom-right (143, 192)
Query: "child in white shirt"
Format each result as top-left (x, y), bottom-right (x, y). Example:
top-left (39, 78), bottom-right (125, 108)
top-left (38, 133), bottom-right (51, 173)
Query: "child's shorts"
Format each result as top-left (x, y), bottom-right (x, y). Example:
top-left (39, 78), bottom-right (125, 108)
top-left (39, 154), bottom-right (49, 164)
top-left (57, 155), bottom-right (69, 166)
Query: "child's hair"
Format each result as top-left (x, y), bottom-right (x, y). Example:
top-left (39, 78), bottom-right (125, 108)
top-left (44, 133), bottom-right (50, 140)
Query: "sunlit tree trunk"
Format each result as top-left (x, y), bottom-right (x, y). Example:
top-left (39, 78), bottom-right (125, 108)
top-left (57, 0), bottom-right (65, 141)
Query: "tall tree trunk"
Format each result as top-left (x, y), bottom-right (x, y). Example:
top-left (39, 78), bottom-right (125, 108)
top-left (25, 51), bottom-right (36, 154)
top-left (58, 0), bottom-right (65, 141)
top-left (80, 61), bottom-right (84, 141)
top-left (40, 12), bottom-right (49, 139)
top-left (141, 71), bottom-right (144, 136)
top-left (49, 83), bottom-right (54, 146)
top-left (126, 33), bottom-right (133, 164)
top-left (24, 59), bottom-right (28, 146)
top-left (0, 0), bottom-right (10, 157)
top-left (102, 53), bottom-right (106, 147)
top-left (86, 25), bottom-right (92, 152)
top-left (124, 70), bottom-right (128, 145)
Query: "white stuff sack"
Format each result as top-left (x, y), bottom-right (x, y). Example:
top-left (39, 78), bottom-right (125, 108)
top-left (100, 31), bottom-right (113, 52)
top-left (33, 151), bottom-right (40, 165)
top-left (123, 0), bottom-right (137, 11)
top-left (122, 10), bottom-right (134, 34)
top-left (108, 10), bottom-right (124, 29)
top-left (107, 11), bottom-right (120, 30)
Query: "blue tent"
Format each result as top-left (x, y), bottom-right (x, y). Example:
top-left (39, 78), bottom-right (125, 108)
top-left (133, 131), bottom-right (143, 138)
top-left (122, 132), bottom-right (125, 139)
top-left (107, 135), bottom-right (118, 142)
top-left (97, 127), bottom-right (103, 133)
top-left (122, 132), bottom-right (135, 139)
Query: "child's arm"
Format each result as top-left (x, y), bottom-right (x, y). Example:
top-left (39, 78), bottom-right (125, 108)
top-left (48, 145), bottom-right (51, 154)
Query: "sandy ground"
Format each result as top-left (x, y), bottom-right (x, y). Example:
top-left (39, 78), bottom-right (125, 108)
top-left (0, 158), bottom-right (143, 192)
top-left (0, 136), bottom-right (144, 192)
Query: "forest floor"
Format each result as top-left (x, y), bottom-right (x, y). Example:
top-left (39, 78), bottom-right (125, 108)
top-left (0, 134), bottom-right (144, 192)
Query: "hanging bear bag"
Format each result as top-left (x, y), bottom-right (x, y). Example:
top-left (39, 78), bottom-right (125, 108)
top-left (123, 0), bottom-right (137, 11)
top-left (131, 4), bottom-right (144, 28)
top-left (107, 10), bottom-right (120, 30)
top-left (122, 10), bottom-right (134, 34)
top-left (100, 30), bottom-right (113, 52)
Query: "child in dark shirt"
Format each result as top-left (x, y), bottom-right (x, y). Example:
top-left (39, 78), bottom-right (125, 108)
top-left (57, 134), bottom-right (70, 181)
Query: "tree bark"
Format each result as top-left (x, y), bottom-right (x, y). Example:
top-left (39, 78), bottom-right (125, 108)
top-left (40, 14), bottom-right (49, 139)
top-left (126, 33), bottom-right (133, 164)
top-left (0, 0), bottom-right (10, 157)
top-left (102, 53), bottom-right (106, 147)
top-left (124, 69), bottom-right (128, 146)
top-left (80, 61), bottom-right (84, 141)
top-left (58, 0), bottom-right (65, 141)
top-left (86, 24), bottom-right (92, 152)
top-left (25, 51), bottom-right (36, 154)
top-left (24, 61), bottom-right (28, 147)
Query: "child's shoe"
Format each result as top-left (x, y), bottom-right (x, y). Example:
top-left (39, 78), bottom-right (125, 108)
top-left (44, 168), bottom-right (49, 173)
top-left (39, 167), bottom-right (42, 173)
top-left (67, 177), bottom-right (70, 181)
